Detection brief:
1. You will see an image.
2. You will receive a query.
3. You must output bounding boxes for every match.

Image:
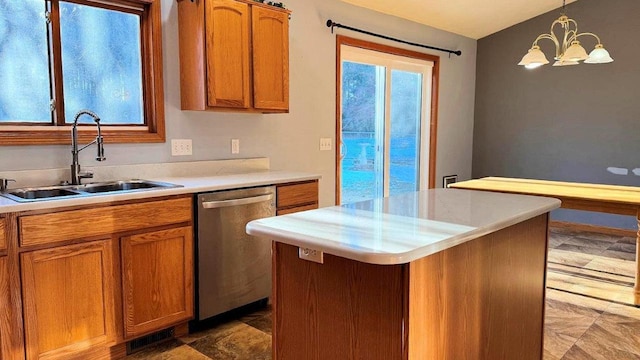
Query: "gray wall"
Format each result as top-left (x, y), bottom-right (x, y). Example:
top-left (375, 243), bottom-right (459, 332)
top-left (474, 0), bottom-right (640, 229)
top-left (0, 0), bottom-right (477, 207)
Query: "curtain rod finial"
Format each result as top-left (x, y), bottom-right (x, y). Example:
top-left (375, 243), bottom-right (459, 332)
top-left (326, 20), bottom-right (334, 28)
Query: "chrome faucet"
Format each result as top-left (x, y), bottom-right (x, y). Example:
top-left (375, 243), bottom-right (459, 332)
top-left (0, 178), bottom-right (15, 192)
top-left (70, 110), bottom-right (106, 185)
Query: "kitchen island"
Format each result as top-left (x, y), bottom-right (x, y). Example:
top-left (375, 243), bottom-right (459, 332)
top-left (246, 189), bottom-right (560, 360)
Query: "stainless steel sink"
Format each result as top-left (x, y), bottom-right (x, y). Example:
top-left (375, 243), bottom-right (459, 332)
top-left (79, 180), bottom-right (175, 194)
top-left (7, 187), bottom-right (82, 200)
top-left (1, 180), bottom-right (181, 202)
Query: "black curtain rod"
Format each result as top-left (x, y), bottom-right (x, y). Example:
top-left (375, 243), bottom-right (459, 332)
top-left (326, 20), bottom-right (462, 57)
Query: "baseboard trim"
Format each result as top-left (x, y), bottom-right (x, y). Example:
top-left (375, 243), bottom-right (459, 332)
top-left (550, 220), bottom-right (637, 237)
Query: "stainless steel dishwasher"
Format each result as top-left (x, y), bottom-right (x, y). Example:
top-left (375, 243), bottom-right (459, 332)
top-left (195, 186), bottom-right (275, 320)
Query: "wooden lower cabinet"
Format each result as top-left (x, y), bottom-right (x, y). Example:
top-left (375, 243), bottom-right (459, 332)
top-left (21, 240), bottom-right (117, 360)
top-left (0, 256), bottom-right (8, 360)
top-left (121, 226), bottom-right (194, 339)
top-left (276, 181), bottom-right (319, 215)
top-left (12, 196), bottom-right (194, 359)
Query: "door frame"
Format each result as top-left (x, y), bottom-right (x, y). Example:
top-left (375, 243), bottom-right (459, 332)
top-left (335, 35), bottom-right (440, 205)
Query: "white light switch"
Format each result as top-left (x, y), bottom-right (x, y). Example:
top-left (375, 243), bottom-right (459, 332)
top-left (171, 139), bottom-right (192, 156)
top-left (231, 139), bottom-right (240, 154)
top-left (320, 138), bottom-right (332, 151)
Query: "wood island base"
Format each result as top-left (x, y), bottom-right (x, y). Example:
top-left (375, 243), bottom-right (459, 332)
top-left (272, 214), bottom-right (550, 360)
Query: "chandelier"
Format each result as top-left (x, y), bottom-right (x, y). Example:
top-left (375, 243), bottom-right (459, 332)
top-left (518, 0), bottom-right (613, 69)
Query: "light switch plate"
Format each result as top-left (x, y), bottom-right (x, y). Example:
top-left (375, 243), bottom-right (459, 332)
top-left (171, 139), bottom-right (192, 156)
top-left (320, 138), bottom-right (332, 151)
top-left (231, 139), bottom-right (240, 154)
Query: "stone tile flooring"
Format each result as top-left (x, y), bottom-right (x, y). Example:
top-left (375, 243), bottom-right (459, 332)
top-left (127, 227), bottom-right (640, 359)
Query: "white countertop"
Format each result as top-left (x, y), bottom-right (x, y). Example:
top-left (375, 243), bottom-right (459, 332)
top-left (0, 170), bottom-right (320, 213)
top-left (246, 189), bottom-right (560, 265)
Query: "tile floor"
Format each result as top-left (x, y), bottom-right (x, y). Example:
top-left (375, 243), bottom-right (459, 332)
top-left (127, 227), bottom-right (640, 359)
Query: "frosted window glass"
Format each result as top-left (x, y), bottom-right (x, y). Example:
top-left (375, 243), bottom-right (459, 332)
top-left (0, 0), bottom-right (52, 123)
top-left (60, 2), bottom-right (143, 125)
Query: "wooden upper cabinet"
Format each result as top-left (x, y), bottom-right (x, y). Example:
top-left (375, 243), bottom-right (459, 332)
top-left (252, 6), bottom-right (289, 111)
top-left (178, 0), bottom-right (290, 113)
top-left (205, 0), bottom-right (251, 108)
top-left (21, 240), bottom-right (116, 360)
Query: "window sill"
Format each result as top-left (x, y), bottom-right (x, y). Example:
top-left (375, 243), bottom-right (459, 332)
top-left (0, 127), bottom-right (165, 145)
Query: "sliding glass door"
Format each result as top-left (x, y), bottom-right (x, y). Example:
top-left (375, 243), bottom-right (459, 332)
top-left (338, 43), bottom-right (434, 204)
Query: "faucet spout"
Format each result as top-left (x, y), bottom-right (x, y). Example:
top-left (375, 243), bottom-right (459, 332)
top-left (70, 110), bottom-right (106, 185)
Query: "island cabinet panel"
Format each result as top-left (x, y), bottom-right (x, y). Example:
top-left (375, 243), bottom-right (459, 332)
top-left (408, 214), bottom-right (548, 360)
top-left (21, 240), bottom-right (117, 360)
top-left (205, 0), bottom-right (251, 108)
top-left (252, 6), bottom-right (289, 110)
top-left (121, 226), bottom-right (194, 339)
top-left (273, 242), bottom-right (406, 360)
top-left (272, 214), bottom-right (549, 360)
top-left (0, 217), bottom-right (6, 252)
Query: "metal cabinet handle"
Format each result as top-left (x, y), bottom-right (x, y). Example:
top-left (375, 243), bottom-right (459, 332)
top-left (201, 193), bottom-right (274, 209)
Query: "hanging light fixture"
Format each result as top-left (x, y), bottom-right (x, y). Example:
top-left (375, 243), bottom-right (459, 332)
top-left (518, 0), bottom-right (613, 69)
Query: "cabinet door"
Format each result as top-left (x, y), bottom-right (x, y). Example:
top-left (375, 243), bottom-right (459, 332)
top-left (252, 6), bottom-right (289, 111)
top-left (0, 256), bottom-right (7, 360)
top-left (21, 240), bottom-right (116, 360)
top-left (205, 0), bottom-right (251, 108)
top-left (121, 226), bottom-right (193, 339)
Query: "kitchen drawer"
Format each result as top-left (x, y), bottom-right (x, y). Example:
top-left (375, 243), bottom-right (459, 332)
top-left (0, 217), bottom-right (6, 251)
top-left (19, 196), bottom-right (192, 247)
top-left (276, 203), bottom-right (318, 216)
top-left (276, 181), bottom-right (318, 209)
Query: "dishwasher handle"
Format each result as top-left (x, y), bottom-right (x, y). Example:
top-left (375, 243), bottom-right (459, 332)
top-left (201, 193), bottom-right (274, 209)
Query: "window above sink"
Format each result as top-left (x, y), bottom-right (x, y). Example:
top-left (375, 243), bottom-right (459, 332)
top-left (0, 0), bottom-right (165, 145)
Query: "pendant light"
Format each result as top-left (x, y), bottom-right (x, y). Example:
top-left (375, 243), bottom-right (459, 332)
top-left (518, 0), bottom-right (613, 68)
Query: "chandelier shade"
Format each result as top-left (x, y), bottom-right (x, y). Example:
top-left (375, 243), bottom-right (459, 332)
top-left (585, 45), bottom-right (614, 64)
top-left (517, 1), bottom-right (613, 69)
top-left (518, 45), bottom-right (549, 68)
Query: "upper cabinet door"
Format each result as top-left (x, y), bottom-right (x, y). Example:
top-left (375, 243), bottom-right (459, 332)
top-left (205, 0), bottom-right (251, 108)
top-left (252, 6), bottom-right (289, 111)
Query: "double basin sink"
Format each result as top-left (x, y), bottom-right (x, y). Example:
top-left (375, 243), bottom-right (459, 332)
top-left (1, 179), bottom-right (182, 203)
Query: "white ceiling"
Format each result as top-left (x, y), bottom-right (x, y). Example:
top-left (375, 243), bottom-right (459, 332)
top-left (340, 0), bottom-right (578, 39)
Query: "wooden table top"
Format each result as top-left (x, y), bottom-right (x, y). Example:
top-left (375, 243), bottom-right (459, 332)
top-left (450, 177), bottom-right (640, 208)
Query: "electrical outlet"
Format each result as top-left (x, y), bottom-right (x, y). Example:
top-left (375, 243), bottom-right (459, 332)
top-left (320, 138), bottom-right (332, 151)
top-left (171, 139), bottom-right (192, 156)
top-left (231, 139), bottom-right (240, 154)
top-left (298, 247), bottom-right (324, 264)
top-left (443, 175), bottom-right (458, 188)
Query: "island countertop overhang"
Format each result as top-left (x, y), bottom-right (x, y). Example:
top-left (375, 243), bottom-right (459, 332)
top-left (246, 188), bottom-right (561, 265)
